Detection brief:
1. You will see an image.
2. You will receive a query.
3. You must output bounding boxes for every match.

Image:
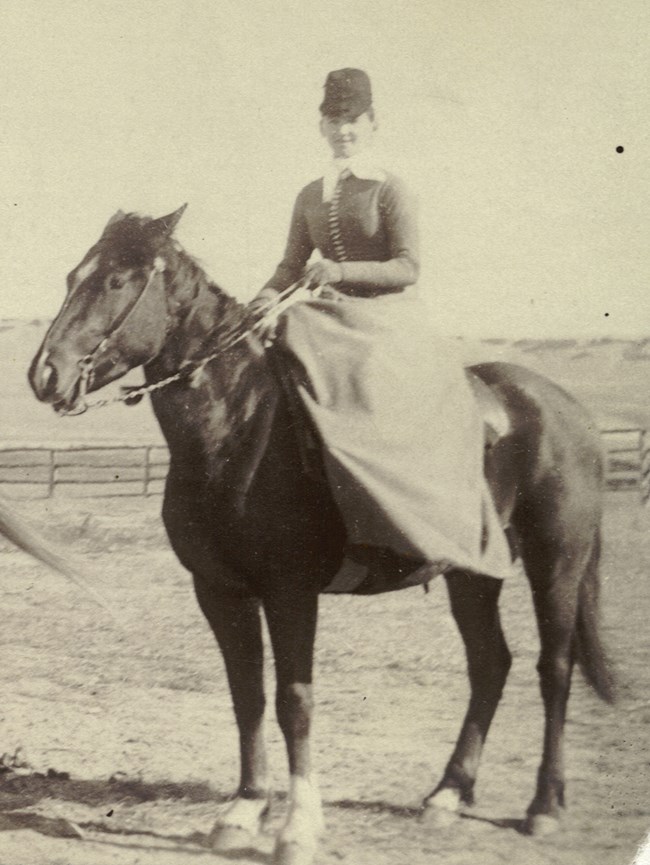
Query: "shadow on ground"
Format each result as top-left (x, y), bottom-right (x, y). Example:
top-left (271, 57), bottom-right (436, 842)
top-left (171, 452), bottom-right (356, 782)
top-left (0, 767), bottom-right (530, 857)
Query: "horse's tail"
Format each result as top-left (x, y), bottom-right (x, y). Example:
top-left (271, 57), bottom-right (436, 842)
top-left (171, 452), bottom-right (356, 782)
top-left (573, 528), bottom-right (616, 704)
top-left (0, 497), bottom-right (118, 621)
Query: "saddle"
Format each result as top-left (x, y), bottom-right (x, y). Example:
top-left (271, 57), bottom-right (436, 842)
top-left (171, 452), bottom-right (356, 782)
top-left (233, 346), bottom-right (512, 515)
top-left (270, 354), bottom-right (511, 487)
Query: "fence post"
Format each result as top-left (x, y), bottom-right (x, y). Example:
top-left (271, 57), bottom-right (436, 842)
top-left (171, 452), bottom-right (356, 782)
top-left (641, 429), bottom-right (650, 506)
top-left (48, 448), bottom-right (55, 498)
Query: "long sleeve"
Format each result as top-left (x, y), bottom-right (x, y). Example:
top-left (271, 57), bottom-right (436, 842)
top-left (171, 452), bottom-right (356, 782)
top-left (337, 175), bottom-right (419, 291)
top-left (262, 189), bottom-right (314, 293)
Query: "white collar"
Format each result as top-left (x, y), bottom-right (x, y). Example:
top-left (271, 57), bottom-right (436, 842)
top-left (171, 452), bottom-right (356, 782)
top-left (322, 154), bottom-right (387, 202)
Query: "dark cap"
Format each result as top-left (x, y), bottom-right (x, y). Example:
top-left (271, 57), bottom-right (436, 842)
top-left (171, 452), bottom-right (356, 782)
top-left (319, 68), bottom-right (372, 118)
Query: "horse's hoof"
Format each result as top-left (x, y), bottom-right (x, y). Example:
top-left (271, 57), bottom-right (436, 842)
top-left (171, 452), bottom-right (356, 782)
top-left (421, 787), bottom-right (461, 828)
top-left (208, 822), bottom-right (257, 851)
top-left (273, 838), bottom-right (317, 865)
top-left (421, 803), bottom-right (460, 829)
top-left (523, 812), bottom-right (561, 836)
top-left (207, 795), bottom-right (269, 850)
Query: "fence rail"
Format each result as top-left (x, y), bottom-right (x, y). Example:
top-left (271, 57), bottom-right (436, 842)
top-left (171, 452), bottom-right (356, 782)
top-left (0, 430), bottom-right (647, 500)
top-left (0, 443), bottom-right (169, 499)
top-left (602, 428), bottom-right (647, 496)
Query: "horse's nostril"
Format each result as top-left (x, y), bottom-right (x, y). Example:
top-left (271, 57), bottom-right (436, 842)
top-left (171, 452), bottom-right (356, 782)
top-left (41, 363), bottom-right (54, 389)
top-left (44, 363), bottom-right (58, 397)
top-left (29, 352), bottom-right (58, 401)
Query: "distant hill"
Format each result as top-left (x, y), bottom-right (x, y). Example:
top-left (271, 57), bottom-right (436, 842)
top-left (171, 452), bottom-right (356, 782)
top-left (2, 320), bottom-right (649, 446)
top-left (458, 335), bottom-right (650, 431)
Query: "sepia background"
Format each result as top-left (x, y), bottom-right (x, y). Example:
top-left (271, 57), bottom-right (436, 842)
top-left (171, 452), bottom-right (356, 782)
top-left (0, 0), bottom-right (648, 336)
top-left (0, 3), bottom-right (649, 865)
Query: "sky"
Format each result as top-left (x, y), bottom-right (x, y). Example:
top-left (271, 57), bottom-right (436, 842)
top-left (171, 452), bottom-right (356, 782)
top-left (0, 0), bottom-right (648, 337)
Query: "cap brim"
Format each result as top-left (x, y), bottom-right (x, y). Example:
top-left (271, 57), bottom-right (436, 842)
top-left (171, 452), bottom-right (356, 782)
top-left (319, 101), bottom-right (371, 119)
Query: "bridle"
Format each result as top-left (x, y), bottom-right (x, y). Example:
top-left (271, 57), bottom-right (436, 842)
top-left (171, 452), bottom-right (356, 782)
top-left (63, 265), bottom-right (311, 415)
top-left (61, 255), bottom-right (168, 415)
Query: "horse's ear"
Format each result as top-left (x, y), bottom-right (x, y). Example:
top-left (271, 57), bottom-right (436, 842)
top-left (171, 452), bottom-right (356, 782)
top-left (148, 204), bottom-right (188, 238)
top-left (104, 210), bottom-right (126, 230)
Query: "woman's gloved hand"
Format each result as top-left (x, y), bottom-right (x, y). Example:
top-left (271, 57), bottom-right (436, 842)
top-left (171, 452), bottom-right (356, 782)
top-left (248, 287), bottom-right (279, 319)
top-left (302, 259), bottom-right (343, 289)
top-left (248, 287), bottom-right (282, 346)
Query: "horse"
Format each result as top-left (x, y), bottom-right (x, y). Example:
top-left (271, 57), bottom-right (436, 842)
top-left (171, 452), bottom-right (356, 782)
top-left (28, 206), bottom-right (615, 865)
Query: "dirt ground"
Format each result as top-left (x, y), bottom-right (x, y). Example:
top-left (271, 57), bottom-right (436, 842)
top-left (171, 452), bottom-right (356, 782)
top-left (0, 493), bottom-right (648, 865)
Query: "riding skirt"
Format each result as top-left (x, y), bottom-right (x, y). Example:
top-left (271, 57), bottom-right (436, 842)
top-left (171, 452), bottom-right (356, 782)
top-left (278, 288), bottom-right (514, 592)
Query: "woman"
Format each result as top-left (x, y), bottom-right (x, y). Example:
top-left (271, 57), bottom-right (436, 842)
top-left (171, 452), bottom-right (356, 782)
top-left (251, 68), bottom-right (511, 588)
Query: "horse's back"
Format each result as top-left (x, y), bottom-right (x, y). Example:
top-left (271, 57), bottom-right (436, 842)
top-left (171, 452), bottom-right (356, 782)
top-left (473, 361), bottom-right (603, 526)
top-left (471, 360), bottom-right (601, 451)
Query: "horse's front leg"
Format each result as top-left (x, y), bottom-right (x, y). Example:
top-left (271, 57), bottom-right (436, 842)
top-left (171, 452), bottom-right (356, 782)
top-left (192, 576), bottom-right (270, 850)
top-left (263, 583), bottom-right (322, 865)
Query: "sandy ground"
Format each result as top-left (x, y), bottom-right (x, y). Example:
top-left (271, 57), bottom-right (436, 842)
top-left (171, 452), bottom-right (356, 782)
top-left (0, 493), bottom-right (648, 865)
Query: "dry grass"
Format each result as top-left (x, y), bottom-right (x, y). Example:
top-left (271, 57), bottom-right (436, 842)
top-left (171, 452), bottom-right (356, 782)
top-left (0, 494), bottom-right (647, 864)
top-left (1, 321), bottom-right (648, 862)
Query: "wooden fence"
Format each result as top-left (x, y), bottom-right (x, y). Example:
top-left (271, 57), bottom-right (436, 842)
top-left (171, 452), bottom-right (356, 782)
top-left (0, 444), bottom-right (169, 499)
top-left (603, 428), bottom-right (649, 500)
top-left (0, 430), bottom-right (647, 500)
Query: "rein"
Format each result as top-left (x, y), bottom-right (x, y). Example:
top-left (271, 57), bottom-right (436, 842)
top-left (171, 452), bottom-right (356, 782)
top-left (70, 276), bottom-right (311, 414)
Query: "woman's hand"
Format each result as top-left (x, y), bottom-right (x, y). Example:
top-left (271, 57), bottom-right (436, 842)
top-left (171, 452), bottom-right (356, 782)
top-left (302, 259), bottom-right (343, 289)
top-left (248, 288), bottom-right (279, 318)
top-left (248, 288), bottom-right (281, 345)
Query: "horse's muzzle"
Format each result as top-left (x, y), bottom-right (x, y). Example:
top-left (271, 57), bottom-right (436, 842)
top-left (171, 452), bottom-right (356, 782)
top-left (28, 348), bottom-right (57, 401)
top-left (28, 348), bottom-right (87, 414)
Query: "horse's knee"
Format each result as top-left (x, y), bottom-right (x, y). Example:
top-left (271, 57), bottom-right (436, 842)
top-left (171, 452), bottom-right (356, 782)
top-left (466, 631), bottom-right (512, 696)
top-left (536, 651), bottom-right (573, 700)
top-left (276, 682), bottom-right (314, 738)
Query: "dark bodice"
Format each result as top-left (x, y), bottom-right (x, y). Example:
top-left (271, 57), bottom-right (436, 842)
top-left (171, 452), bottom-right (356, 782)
top-left (264, 171), bottom-right (419, 298)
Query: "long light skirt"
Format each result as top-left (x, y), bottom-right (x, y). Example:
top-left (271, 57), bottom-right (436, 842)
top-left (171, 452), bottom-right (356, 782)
top-left (279, 289), bottom-right (513, 591)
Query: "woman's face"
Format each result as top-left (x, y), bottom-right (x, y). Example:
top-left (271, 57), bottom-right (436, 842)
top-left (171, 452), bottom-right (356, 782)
top-left (320, 112), bottom-right (376, 158)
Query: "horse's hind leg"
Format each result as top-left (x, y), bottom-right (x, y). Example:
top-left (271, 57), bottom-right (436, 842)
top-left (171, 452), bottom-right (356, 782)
top-left (191, 578), bottom-right (270, 850)
top-left (518, 510), bottom-right (595, 836)
top-left (423, 570), bottom-right (511, 822)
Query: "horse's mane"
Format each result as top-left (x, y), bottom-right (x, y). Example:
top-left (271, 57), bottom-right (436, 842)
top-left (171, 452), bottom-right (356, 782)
top-left (174, 245), bottom-right (246, 335)
top-left (102, 214), bottom-right (271, 482)
top-left (104, 212), bottom-right (246, 334)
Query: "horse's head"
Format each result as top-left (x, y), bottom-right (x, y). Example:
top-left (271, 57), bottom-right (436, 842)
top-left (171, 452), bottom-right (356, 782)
top-left (29, 205), bottom-right (188, 414)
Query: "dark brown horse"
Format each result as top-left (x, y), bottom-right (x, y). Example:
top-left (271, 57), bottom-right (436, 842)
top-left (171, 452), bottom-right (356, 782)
top-left (28, 207), bottom-right (615, 865)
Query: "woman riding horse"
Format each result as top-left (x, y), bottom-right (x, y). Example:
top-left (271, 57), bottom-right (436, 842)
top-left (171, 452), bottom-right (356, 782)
top-left (27, 68), bottom-right (614, 865)
top-left (250, 68), bottom-right (512, 586)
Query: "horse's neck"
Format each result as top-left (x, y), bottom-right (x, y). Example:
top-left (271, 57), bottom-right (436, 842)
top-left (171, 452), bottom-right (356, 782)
top-left (155, 252), bottom-right (246, 369)
top-left (147, 252), bottom-right (276, 471)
